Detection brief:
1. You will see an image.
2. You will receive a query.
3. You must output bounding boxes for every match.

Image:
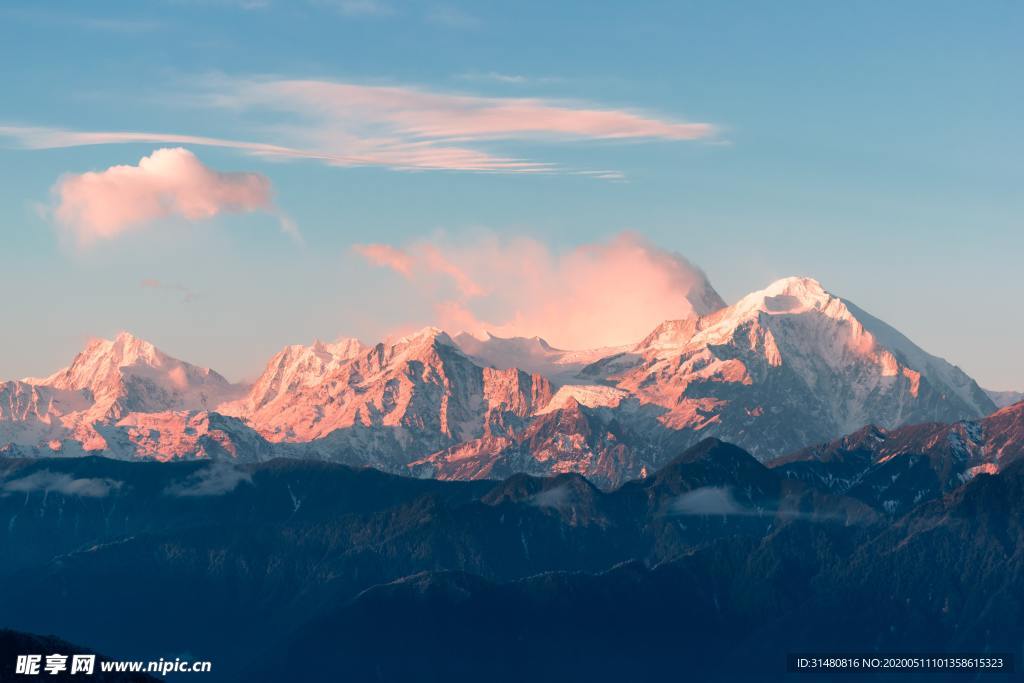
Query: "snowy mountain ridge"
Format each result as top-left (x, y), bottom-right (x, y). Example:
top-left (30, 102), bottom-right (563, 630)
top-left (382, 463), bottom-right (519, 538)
top-left (0, 277), bottom-right (1004, 487)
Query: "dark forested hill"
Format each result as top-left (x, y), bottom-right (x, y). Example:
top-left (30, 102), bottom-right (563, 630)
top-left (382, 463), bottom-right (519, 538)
top-left (0, 441), bottom-right (1019, 681)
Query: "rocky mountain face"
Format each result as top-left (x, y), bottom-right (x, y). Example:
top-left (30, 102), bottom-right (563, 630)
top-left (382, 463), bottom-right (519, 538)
top-left (772, 399), bottom-right (1024, 515)
top-left (217, 328), bottom-right (554, 468)
top-left (0, 278), bottom-right (1001, 488)
top-left (1, 333), bottom-right (247, 457)
top-left (408, 277), bottom-right (1000, 485)
top-left (0, 441), bottom-right (1020, 681)
top-left (583, 277), bottom-right (994, 457)
top-left (37, 332), bottom-right (241, 415)
top-left (986, 388), bottom-right (1024, 408)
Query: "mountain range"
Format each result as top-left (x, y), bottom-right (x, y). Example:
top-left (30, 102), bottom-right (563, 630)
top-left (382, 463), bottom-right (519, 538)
top-left (1, 276), bottom-right (1013, 488)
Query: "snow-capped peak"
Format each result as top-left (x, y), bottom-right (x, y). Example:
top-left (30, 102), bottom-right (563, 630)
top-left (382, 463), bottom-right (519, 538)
top-left (617, 275), bottom-right (996, 451)
top-left (633, 277), bottom-right (848, 355)
top-left (310, 337), bottom-right (366, 360)
top-left (676, 276), bottom-right (863, 352)
top-left (726, 276), bottom-right (845, 319)
top-left (377, 327), bottom-right (463, 367)
top-left (39, 332), bottom-right (171, 392)
top-left (763, 275), bottom-right (827, 297)
top-left (389, 326), bottom-right (456, 348)
top-left (219, 337), bottom-right (368, 414)
top-left (30, 332), bottom-right (243, 416)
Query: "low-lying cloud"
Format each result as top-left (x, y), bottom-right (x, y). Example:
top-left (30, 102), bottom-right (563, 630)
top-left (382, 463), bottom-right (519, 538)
top-left (670, 487), bottom-right (750, 516)
top-left (530, 485), bottom-right (573, 509)
top-left (2, 471), bottom-right (122, 498)
top-left (353, 231), bottom-right (725, 349)
top-left (669, 486), bottom-right (847, 522)
top-left (164, 462), bottom-right (252, 497)
top-left (52, 147), bottom-right (297, 244)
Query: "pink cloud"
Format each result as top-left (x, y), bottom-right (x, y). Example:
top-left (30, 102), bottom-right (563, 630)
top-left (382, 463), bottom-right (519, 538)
top-left (3, 79), bottom-right (717, 176)
top-left (419, 245), bottom-right (484, 297)
top-left (52, 147), bottom-right (296, 243)
top-left (199, 77), bottom-right (716, 174)
top-left (2, 78), bottom-right (716, 176)
top-left (352, 243), bottom-right (414, 276)
top-left (236, 79), bottom-right (715, 143)
top-left (356, 242), bottom-right (484, 296)
top-left (353, 232), bottom-right (726, 349)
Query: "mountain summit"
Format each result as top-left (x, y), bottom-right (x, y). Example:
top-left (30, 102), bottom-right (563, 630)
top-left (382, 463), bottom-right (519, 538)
top-left (38, 332), bottom-right (243, 418)
top-left (3, 333), bottom-right (245, 454)
top-left (599, 276), bottom-right (994, 458)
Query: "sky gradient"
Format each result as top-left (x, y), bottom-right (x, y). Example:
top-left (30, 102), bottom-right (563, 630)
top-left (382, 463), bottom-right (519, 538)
top-left (1, 1), bottom-right (1021, 389)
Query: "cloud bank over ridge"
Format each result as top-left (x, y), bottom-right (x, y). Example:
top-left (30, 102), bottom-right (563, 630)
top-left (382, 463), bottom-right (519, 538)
top-left (354, 231), bottom-right (725, 349)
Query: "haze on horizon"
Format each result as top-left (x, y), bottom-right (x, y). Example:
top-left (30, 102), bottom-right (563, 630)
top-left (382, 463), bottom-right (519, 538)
top-left (0, 1), bottom-right (1020, 390)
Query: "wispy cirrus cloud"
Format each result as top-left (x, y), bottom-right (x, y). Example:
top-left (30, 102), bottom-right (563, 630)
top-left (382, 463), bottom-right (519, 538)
top-left (52, 147), bottom-right (297, 245)
top-left (203, 77), bottom-right (717, 173)
top-left (1, 76), bottom-right (716, 176)
top-left (0, 125), bottom-right (392, 166)
top-left (220, 78), bottom-right (714, 142)
top-left (0, 121), bottom-right (538, 174)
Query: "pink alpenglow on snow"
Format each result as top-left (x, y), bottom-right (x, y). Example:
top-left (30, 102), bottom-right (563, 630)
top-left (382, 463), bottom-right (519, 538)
top-left (354, 231), bottom-right (726, 350)
top-left (52, 147), bottom-right (298, 243)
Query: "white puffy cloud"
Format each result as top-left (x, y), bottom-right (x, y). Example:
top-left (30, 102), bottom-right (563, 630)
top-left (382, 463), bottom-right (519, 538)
top-left (52, 147), bottom-right (296, 243)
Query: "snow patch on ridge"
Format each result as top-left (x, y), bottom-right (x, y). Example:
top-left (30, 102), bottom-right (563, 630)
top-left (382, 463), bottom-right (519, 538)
top-left (537, 385), bottom-right (628, 414)
top-left (454, 332), bottom-right (625, 384)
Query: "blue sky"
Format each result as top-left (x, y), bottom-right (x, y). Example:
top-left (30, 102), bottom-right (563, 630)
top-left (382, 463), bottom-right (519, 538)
top-left (0, 0), bottom-right (1021, 389)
